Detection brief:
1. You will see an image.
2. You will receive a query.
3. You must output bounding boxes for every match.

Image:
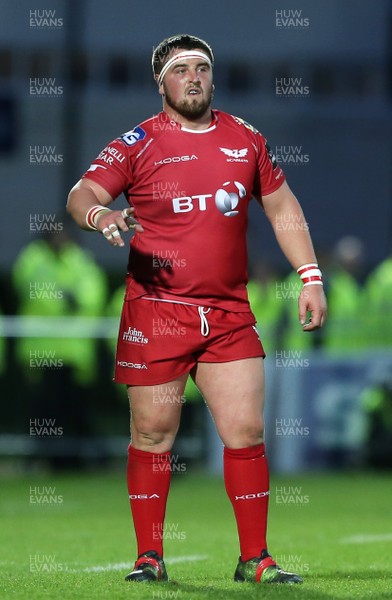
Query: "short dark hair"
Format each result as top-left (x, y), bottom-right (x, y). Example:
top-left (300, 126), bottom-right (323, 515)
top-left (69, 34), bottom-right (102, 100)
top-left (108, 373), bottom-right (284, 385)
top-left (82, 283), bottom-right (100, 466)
top-left (152, 34), bottom-right (214, 79)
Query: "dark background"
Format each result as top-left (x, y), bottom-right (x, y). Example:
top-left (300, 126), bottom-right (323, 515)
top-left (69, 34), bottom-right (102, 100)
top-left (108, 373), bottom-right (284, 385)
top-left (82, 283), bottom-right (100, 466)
top-left (0, 0), bottom-right (391, 275)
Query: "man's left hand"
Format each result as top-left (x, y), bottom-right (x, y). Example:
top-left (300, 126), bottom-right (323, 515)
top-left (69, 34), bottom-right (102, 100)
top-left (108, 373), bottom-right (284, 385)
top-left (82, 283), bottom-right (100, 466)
top-left (298, 285), bottom-right (327, 331)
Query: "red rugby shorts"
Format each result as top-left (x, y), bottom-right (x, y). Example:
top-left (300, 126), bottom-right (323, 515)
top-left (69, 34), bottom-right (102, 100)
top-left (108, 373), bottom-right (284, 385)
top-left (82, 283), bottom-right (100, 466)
top-left (114, 297), bottom-right (265, 386)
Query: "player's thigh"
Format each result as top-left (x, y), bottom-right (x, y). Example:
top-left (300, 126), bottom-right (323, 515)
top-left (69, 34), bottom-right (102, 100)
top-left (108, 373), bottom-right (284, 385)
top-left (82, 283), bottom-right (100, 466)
top-left (193, 357), bottom-right (265, 442)
top-left (127, 373), bottom-right (188, 435)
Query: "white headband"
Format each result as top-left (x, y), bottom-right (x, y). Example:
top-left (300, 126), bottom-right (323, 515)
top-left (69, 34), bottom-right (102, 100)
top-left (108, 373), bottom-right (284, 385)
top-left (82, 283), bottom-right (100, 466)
top-left (157, 50), bottom-right (212, 86)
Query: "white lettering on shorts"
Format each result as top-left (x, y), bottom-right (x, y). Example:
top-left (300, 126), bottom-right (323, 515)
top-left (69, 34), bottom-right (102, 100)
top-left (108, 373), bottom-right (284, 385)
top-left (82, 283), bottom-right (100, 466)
top-left (117, 361), bottom-right (147, 369)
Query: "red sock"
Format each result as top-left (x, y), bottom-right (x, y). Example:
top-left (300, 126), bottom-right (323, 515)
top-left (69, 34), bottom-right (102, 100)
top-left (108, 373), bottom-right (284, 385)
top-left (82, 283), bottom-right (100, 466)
top-left (127, 444), bottom-right (171, 557)
top-left (224, 443), bottom-right (270, 561)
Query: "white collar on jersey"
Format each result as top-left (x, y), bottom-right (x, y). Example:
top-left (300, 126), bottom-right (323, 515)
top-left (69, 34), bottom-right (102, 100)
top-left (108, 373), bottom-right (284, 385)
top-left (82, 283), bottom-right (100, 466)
top-left (180, 110), bottom-right (217, 133)
top-left (181, 123), bottom-right (217, 133)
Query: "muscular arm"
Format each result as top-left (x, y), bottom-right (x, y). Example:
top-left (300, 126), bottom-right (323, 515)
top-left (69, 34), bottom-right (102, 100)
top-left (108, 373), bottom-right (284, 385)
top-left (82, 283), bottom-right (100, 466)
top-left (261, 180), bottom-right (327, 330)
top-left (66, 179), bottom-right (143, 247)
top-left (66, 179), bottom-right (115, 229)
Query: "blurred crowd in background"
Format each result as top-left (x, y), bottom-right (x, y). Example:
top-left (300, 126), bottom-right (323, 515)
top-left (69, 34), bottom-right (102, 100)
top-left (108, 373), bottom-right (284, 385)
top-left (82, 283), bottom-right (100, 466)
top-left (0, 229), bottom-right (391, 472)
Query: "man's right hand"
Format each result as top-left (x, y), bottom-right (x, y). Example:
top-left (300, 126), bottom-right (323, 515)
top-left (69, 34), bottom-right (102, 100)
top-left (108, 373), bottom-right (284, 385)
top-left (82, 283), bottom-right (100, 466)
top-left (97, 207), bottom-right (144, 248)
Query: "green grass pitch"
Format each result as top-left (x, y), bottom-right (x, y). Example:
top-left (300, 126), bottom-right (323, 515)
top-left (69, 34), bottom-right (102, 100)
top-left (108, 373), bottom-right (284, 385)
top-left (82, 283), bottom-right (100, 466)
top-left (1, 469), bottom-right (391, 599)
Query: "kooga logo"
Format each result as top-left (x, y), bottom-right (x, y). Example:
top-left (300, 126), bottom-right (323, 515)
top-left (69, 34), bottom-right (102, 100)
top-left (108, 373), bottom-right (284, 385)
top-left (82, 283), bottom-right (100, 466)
top-left (154, 154), bottom-right (198, 166)
top-left (117, 361), bottom-right (147, 369)
top-left (235, 491), bottom-right (270, 500)
top-left (129, 494), bottom-right (160, 499)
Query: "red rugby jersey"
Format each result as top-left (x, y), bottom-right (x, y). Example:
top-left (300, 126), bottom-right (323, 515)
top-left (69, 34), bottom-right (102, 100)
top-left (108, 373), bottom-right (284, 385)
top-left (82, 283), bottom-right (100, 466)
top-left (82, 110), bottom-right (285, 311)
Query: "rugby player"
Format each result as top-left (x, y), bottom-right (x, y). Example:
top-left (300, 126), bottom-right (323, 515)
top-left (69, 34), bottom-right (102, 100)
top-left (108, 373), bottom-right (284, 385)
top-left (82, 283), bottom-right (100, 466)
top-left (67, 34), bottom-right (327, 585)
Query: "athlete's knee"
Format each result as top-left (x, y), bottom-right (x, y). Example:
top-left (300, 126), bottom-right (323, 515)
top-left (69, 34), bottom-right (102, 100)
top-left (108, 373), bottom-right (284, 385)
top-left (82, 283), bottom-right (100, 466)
top-left (131, 418), bottom-right (179, 452)
top-left (234, 424), bottom-right (264, 447)
top-left (243, 425), bottom-right (265, 447)
top-left (132, 431), bottom-right (175, 452)
top-left (219, 417), bottom-right (264, 448)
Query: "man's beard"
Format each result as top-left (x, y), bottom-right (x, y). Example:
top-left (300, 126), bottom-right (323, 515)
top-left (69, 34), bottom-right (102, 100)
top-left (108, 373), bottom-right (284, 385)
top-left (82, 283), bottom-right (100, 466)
top-left (163, 84), bottom-right (213, 120)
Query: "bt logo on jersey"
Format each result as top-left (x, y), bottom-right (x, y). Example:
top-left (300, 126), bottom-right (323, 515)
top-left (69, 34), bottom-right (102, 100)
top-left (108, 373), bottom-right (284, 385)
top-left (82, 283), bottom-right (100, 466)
top-left (172, 194), bottom-right (212, 213)
top-left (172, 181), bottom-right (246, 217)
top-left (215, 181), bottom-right (246, 216)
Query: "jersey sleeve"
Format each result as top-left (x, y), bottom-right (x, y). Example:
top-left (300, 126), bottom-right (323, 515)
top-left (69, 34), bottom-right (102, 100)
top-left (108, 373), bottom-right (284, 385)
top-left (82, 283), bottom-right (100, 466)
top-left (82, 138), bottom-right (132, 200)
top-left (253, 132), bottom-right (285, 198)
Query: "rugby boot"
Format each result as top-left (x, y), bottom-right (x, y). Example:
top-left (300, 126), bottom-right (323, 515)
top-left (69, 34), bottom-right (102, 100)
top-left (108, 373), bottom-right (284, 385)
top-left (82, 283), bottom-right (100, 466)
top-left (125, 550), bottom-right (168, 583)
top-left (234, 549), bottom-right (303, 584)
